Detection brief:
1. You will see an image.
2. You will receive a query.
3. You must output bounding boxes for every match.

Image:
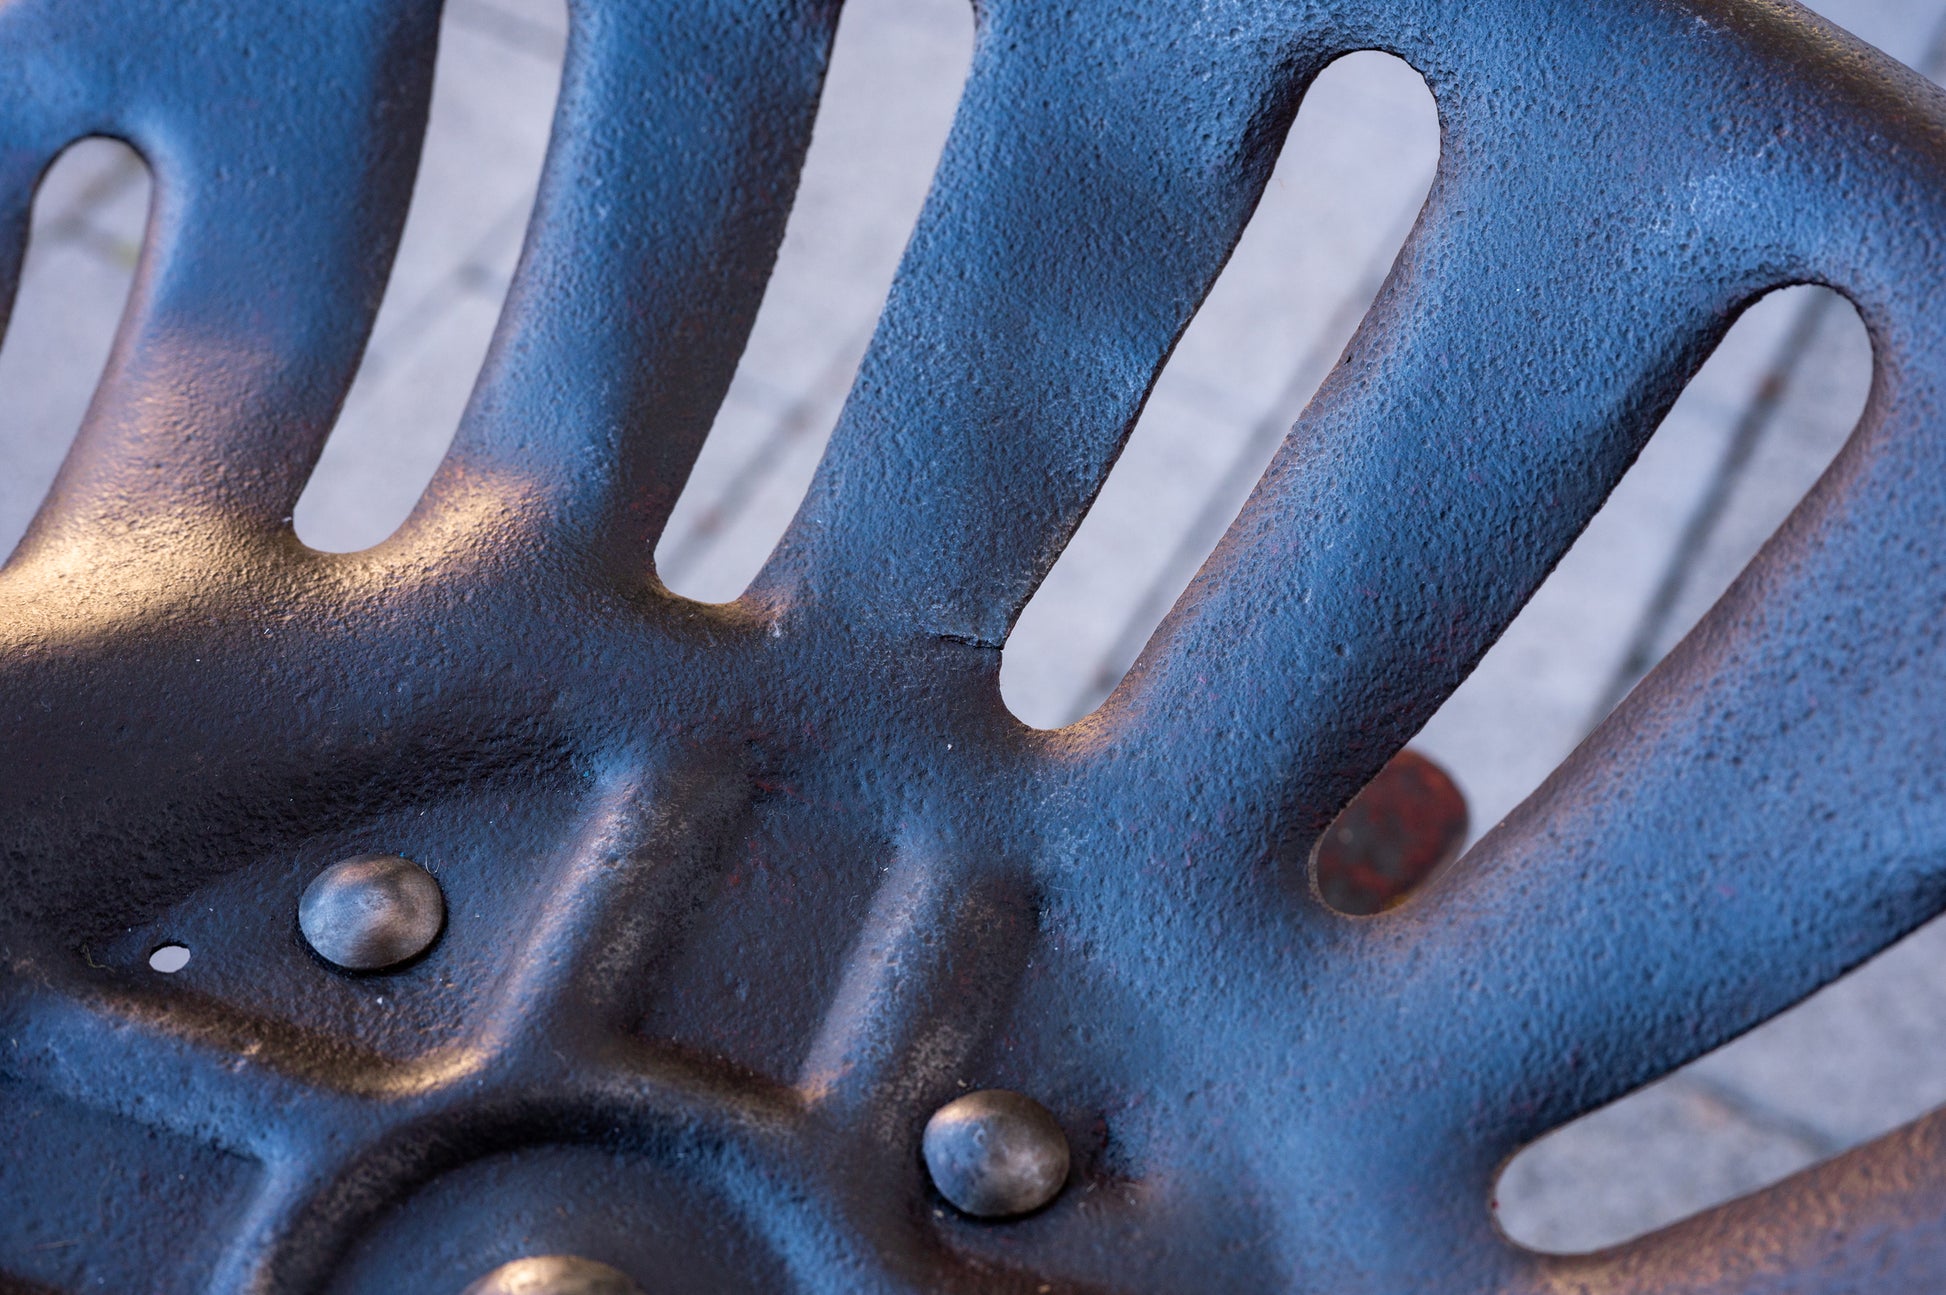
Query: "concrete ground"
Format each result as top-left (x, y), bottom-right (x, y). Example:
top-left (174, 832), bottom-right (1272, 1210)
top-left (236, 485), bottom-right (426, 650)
top-left (2, 0), bottom-right (1944, 1261)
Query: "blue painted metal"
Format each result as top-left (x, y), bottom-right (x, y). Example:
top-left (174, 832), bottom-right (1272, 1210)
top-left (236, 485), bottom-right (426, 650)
top-left (1, 0), bottom-right (1944, 1290)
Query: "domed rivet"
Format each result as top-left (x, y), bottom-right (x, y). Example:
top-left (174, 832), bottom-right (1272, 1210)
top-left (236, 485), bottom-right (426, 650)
top-left (459, 1256), bottom-right (644, 1295)
top-left (923, 1088), bottom-right (1070, 1218)
top-left (298, 853), bottom-right (444, 972)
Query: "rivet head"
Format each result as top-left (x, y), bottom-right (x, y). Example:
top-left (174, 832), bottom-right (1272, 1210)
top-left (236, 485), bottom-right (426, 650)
top-left (923, 1088), bottom-right (1070, 1218)
top-left (459, 1256), bottom-right (643, 1295)
top-left (298, 853), bottom-right (444, 971)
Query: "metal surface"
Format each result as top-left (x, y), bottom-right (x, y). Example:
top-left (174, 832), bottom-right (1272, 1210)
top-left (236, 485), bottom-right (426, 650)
top-left (1, 0), bottom-right (1945, 1291)
top-left (923, 1088), bottom-right (1071, 1218)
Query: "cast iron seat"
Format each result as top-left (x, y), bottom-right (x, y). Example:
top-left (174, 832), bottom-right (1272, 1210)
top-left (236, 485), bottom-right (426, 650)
top-left (3, 0), bottom-right (1946, 1290)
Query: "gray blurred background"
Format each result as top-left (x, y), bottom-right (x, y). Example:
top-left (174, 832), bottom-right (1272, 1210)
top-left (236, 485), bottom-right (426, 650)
top-left (2, 0), bottom-right (1943, 1257)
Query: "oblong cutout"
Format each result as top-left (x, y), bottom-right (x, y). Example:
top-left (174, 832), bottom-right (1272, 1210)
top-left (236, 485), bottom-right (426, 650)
top-left (652, 0), bottom-right (975, 603)
top-left (1410, 284), bottom-right (1870, 842)
top-left (1454, 284), bottom-right (1878, 1252)
top-left (1497, 914), bottom-right (1946, 1254)
top-left (998, 51), bottom-right (1441, 729)
top-left (0, 138), bottom-right (151, 565)
top-left (292, 0), bottom-right (567, 553)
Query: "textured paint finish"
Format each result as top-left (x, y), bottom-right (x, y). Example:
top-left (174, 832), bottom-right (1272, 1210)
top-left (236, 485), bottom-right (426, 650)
top-left (0, 0), bottom-right (1943, 1291)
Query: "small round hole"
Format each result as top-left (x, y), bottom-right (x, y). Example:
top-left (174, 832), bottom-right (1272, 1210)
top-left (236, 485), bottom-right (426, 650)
top-left (148, 944), bottom-right (191, 973)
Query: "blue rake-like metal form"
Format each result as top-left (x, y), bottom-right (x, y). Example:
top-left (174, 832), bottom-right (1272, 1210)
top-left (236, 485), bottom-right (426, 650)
top-left (2, 0), bottom-right (1945, 1290)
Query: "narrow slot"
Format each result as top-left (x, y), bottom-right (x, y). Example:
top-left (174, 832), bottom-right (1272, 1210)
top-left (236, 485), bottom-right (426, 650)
top-left (1308, 287), bottom-right (1869, 919)
top-left (1466, 285), bottom-right (1880, 1252)
top-left (0, 138), bottom-right (151, 565)
top-left (1408, 285), bottom-right (1869, 847)
top-left (292, 0), bottom-right (567, 552)
top-left (1497, 910), bottom-right (1946, 1253)
top-left (651, 0), bottom-right (975, 603)
top-left (998, 51), bottom-right (1441, 729)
